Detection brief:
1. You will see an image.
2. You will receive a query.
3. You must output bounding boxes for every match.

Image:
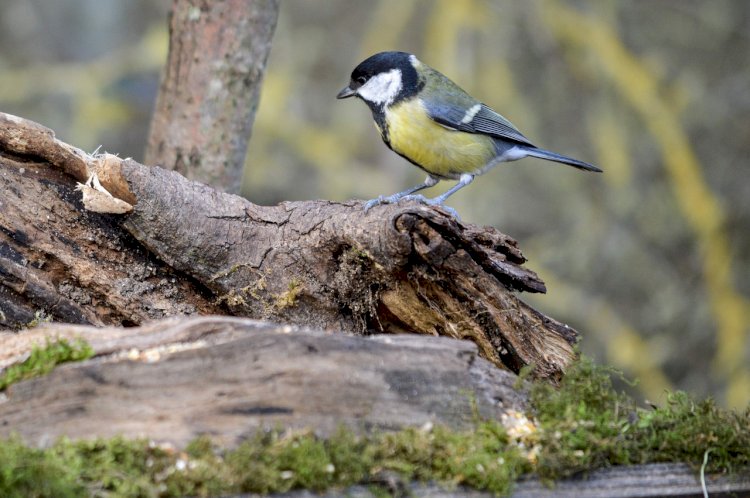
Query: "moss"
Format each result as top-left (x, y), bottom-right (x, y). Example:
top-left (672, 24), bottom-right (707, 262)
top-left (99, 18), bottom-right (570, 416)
top-left (26, 310), bottom-right (52, 328)
top-left (0, 436), bottom-right (84, 498)
top-left (0, 423), bottom-right (526, 497)
top-left (348, 246), bottom-right (373, 261)
top-left (0, 337), bottom-right (94, 391)
top-left (632, 392), bottom-right (750, 472)
top-left (0, 356), bottom-right (747, 497)
top-left (214, 288), bottom-right (248, 308)
top-left (371, 423), bottom-right (528, 494)
top-left (274, 278), bottom-right (303, 309)
top-left (212, 265), bottom-right (268, 308)
top-left (530, 356), bottom-right (750, 479)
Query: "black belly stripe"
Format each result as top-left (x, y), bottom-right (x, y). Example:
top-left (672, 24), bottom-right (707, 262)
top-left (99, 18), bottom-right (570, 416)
top-left (371, 105), bottom-right (390, 145)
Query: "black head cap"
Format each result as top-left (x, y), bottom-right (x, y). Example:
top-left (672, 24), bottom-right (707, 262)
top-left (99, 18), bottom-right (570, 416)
top-left (351, 52), bottom-right (412, 83)
top-left (342, 51), bottom-right (422, 103)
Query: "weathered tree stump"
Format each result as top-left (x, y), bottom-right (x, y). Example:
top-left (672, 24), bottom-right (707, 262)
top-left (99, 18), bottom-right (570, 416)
top-left (0, 112), bottom-right (576, 379)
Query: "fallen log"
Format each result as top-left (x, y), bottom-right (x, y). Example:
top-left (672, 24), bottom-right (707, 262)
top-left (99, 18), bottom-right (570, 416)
top-left (0, 111), bottom-right (576, 379)
top-left (1, 318), bottom-right (748, 498)
top-left (0, 317), bottom-right (526, 447)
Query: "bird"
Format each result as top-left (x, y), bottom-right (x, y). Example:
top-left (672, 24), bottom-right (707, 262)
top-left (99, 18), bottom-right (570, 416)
top-left (336, 51), bottom-right (601, 217)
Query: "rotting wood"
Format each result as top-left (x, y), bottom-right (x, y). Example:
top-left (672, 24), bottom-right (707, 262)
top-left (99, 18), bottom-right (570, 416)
top-left (0, 111), bottom-right (577, 379)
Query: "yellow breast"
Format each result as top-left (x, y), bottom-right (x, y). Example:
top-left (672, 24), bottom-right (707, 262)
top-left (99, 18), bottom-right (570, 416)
top-left (383, 98), bottom-right (497, 179)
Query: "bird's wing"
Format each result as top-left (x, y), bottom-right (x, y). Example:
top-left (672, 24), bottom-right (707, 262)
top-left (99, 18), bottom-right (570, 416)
top-left (423, 98), bottom-right (535, 147)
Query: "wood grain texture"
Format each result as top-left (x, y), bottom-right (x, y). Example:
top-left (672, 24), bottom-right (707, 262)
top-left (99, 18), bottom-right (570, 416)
top-left (0, 317), bottom-right (526, 448)
top-left (1, 318), bottom-right (748, 497)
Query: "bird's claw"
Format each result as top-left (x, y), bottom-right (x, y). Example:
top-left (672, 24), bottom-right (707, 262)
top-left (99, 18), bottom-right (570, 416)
top-left (363, 195), bottom-right (387, 212)
top-left (363, 193), bottom-right (408, 211)
top-left (399, 194), bottom-right (431, 204)
top-left (401, 195), bottom-right (460, 219)
top-left (363, 194), bottom-right (460, 219)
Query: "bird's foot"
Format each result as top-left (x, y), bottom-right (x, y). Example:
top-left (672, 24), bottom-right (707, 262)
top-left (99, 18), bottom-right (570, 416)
top-left (400, 195), bottom-right (460, 219)
top-left (363, 195), bottom-right (385, 212)
top-left (388, 194), bottom-right (461, 221)
top-left (363, 193), bottom-right (406, 212)
top-left (364, 194), bottom-right (460, 219)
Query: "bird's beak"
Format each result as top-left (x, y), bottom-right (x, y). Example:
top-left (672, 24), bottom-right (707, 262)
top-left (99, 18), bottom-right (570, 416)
top-left (336, 85), bottom-right (356, 99)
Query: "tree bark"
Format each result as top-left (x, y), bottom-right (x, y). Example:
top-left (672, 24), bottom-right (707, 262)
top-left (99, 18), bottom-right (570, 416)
top-left (144, 0), bottom-right (279, 193)
top-left (0, 112), bottom-right (577, 380)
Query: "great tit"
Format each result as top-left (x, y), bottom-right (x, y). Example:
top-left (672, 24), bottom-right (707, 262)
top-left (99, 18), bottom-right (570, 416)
top-left (336, 51), bottom-right (601, 216)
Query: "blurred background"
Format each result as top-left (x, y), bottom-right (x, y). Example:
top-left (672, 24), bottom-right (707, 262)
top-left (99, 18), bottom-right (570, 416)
top-left (1, 0), bottom-right (748, 408)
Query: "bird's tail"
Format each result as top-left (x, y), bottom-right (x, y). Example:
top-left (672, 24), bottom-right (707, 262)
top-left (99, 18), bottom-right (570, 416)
top-left (523, 147), bottom-right (602, 172)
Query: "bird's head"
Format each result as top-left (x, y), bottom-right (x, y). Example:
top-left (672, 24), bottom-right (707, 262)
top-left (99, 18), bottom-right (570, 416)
top-left (337, 51), bottom-right (422, 108)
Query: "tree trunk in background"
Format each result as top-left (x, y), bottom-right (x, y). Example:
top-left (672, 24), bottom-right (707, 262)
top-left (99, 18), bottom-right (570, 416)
top-left (145, 0), bottom-right (279, 193)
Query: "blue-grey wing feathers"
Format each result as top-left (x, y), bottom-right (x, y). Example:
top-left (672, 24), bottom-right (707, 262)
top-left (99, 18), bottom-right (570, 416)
top-left (415, 66), bottom-right (601, 172)
top-left (466, 105), bottom-right (535, 146)
top-left (423, 100), bottom-right (535, 146)
top-left (423, 99), bottom-right (602, 172)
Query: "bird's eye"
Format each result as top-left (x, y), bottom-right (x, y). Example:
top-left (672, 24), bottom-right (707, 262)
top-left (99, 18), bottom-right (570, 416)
top-left (356, 76), bottom-right (367, 85)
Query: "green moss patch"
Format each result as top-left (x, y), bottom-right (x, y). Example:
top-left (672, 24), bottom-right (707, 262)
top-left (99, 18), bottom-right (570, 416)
top-left (0, 337), bottom-right (94, 391)
top-left (0, 427), bottom-right (529, 497)
top-left (0, 356), bottom-right (747, 497)
top-left (531, 357), bottom-right (750, 479)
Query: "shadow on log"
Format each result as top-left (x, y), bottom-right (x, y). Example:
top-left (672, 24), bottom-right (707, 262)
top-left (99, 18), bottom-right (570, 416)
top-left (0, 112), bottom-right (576, 379)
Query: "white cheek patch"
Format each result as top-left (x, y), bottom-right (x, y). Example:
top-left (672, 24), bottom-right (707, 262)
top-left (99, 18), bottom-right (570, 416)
top-left (357, 69), bottom-right (403, 106)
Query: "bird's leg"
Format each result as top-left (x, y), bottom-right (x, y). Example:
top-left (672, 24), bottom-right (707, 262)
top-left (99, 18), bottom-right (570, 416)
top-left (363, 175), bottom-right (439, 212)
top-left (401, 174), bottom-right (474, 218)
top-left (426, 173), bottom-right (474, 205)
top-left (365, 174), bottom-right (473, 219)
